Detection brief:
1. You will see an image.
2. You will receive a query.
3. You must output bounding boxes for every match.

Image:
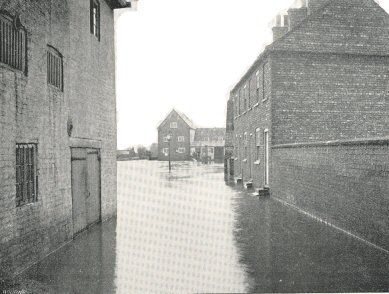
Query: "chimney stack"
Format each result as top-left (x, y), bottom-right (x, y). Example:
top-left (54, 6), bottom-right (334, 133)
top-left (287, 7), bottom-right (308, 30)
top-left (272, 14), bottom-right (289, 41)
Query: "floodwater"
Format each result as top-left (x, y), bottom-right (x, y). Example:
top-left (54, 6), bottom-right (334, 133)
top-left (18, 160), bottom-right (389, 293)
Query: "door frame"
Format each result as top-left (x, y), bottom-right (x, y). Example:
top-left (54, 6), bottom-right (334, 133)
top-left (263, 129), bottom-right (269, 186)
top-left (70, 146), bottom-right (102, 237)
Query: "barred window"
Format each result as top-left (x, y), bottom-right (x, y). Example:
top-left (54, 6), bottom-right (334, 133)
top-left (0, 13), bottom-right (27, 73)
top-left (47, 46), bottom-right (63, 90)
top-left (16, 144), bottom-right (38, 207)
top-left (90, 0), bottom-right (101, 40)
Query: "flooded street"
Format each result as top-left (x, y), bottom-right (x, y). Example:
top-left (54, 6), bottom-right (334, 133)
top-left (116, 161), bottom-right (389, 293)
top-left (20, 160), bottom-right (389, 293)
top-left (116, 161), bottom-right (247, 293)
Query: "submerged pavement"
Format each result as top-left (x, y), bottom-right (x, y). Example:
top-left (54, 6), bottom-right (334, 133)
top-left (6, 160), bottom-right (389, 293)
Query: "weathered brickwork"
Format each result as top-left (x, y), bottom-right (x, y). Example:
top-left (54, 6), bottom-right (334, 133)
top-left (225, 0), bottom-right (389, 250)
top-left (230, 58), bottom-right (272, 188)
top-left (0, 0), bottom-right (121, 275)
top-left (158, 111), bottom-right (192, 161)
top-left (272, 51), bottom-right (389, 145)
top-left (271, 139), bottom-right (389, 251)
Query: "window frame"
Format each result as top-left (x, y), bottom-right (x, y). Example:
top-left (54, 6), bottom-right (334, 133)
top-left (90, 0), bottom-right (101, 41)
top-left (0, 12), bottom-right (27, 74)
top-left (262, 62), bottom-right (268, 102)
top-left (177, 147), bottom-right (186, 154)
top-left (47, 45), bottom-right (64, 91)
top-left (16, 143), bottom-right (38, 207)
top-left (177, 136), bottom-right (185, 142)
top-left (255, 128), bottom-right (261, 161)
top-left (170, 122), bottom-right (177, 129)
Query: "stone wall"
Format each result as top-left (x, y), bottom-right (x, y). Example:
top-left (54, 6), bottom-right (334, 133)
top-left (0, 0), bottom-right (117, 275)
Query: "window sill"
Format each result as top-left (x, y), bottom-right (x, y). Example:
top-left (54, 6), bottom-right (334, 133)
top-left (254, 160), bottom-right (261, 165)
top-left (253, 102), bottom-right (259, 108)
top-left (262, 98), bottom-right (268, 103)
top-left (242, 159), bottom-right (247, 163)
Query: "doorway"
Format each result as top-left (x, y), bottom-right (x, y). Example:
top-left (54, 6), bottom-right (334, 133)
top-left (264, 130), bottom-right (269, 186)
top-left (71, 148), bottom-right (101, 235)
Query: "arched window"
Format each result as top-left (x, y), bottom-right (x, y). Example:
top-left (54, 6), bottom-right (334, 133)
top-left (0, 12), bottom-right (27, 73)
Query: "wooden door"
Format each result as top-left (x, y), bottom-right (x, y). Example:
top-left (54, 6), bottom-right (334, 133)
top-left (86, 149), bottom-right (101, 226)
top-left (71, 148), bottom-right (101, 235)
top-left (71, 148), bottom-right (88, 235)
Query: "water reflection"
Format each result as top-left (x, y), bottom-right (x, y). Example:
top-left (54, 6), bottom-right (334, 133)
top-left (116, 161), bottom-right (248, 294)
top-left (21, 161), bottom-right (389, 293)
top-left (232, 186), bottom-right (389, 293)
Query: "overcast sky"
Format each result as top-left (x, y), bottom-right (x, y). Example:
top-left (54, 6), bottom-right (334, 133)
top-left (115, 0), bottom-right (389, 149)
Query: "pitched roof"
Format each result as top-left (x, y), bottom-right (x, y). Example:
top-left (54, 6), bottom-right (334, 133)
top-left (175, 109), bottom-right (197, 129)
top-left (270, 0), bottom-right (389, 55)
top-left (194, 128), bottom-right (226, 141)
top-left (157, 109), bottom-right (197, 129)
top-left (231, 0), bottom-right (389, 93)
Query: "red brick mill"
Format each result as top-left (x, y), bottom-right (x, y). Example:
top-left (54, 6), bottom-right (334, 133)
top-left (225, 0), bottom-right (389, 251)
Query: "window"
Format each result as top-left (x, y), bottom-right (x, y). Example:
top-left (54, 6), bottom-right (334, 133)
top-left (243, 85), bottom-right (247, 110)
top-left (256, 70), bottom-right (260, 102)
top-left (16, 143), bottom-right (38, 207)
top-left (162, 148), bottom-right (168, 155)
top-left (208, 147), bottom-right (214, 154)
top-left (235, 95), bottom-right (239, 116)
top-left (163, 137), bottom-right (169, 142)
top-left (0, 13), bottom-right (27, 73)
top-left (47, 46), bottom-right (63, 90)
top-left (247, 81), bottom-right (251, 108)
top-left (255, 128), bottom-right (261, 161)
top-left (263, 62), bottom-right (268, 102)
top-left (178, 147), bottom-right (186, 154)
top-left (90, 0), bottom-right (100, 40)
top-left (238, 89), bottom-right (242, 114)
top-left (178, 136), bottom-right (185, 142)
top-left (170, 122), bottom-right (177, 128)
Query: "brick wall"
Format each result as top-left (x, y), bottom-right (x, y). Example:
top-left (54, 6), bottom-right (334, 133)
top-left (67, 0), bottom-right (117, 220)
top-left (231, 58), bottom-right (272, 188)
top-left (0, 0), bottom-right (117, 275)
top-left (158, 112), bottom-right (191, 161)
top-left (272, 51), bottom-right (389, 145)
top-left (271, 138), bottom-right (389, 251)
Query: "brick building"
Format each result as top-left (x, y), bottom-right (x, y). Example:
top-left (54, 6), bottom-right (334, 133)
top-left (226, 0), bottom-right (389, 250)
top-left (0, 0), bottom-right (131, 275)
top-left (191, 128), bottom-right (225, 163)
top-left (157, 109), bottom-right (225, 162)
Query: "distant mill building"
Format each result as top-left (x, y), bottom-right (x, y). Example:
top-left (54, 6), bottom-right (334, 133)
top-left (157, 109), bottom-right (225, 163)
top-left (225, 0), bottom-right (389, 251)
